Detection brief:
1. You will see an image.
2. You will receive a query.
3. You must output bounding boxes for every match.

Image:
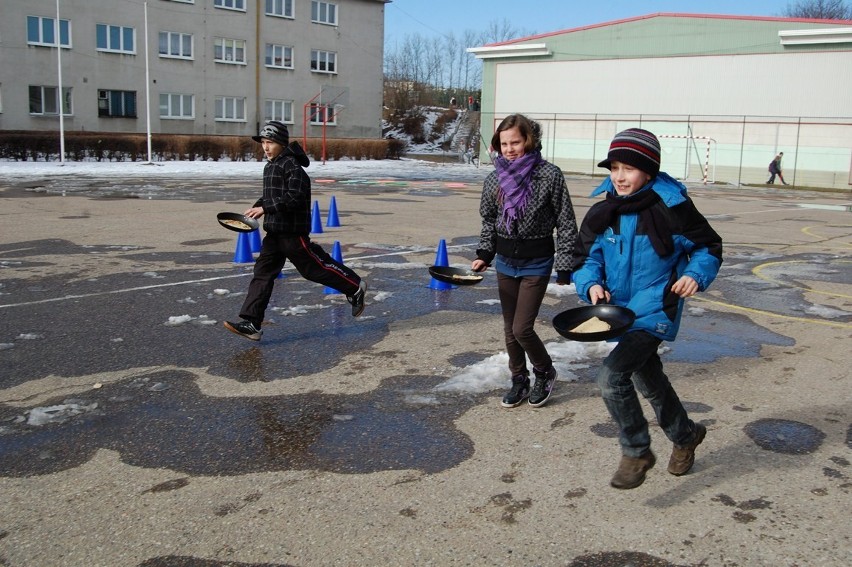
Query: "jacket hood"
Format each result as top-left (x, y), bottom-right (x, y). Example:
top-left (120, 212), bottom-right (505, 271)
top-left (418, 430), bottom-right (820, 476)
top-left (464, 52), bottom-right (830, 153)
top-left (590, 171), bottom-right (688, 208)
top-left (281, 141), bottom-right (310, 168)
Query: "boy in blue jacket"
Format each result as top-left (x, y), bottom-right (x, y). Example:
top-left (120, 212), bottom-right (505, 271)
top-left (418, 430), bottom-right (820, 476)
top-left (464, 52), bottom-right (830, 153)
top-left (572, 128), bottom-right (723, 489)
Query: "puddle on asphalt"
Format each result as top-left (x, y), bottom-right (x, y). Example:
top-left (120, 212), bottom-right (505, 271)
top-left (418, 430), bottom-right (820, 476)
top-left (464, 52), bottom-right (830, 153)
top-left (668, 310), bottom-right (794, 362)
top-left (0, 370), bottom-right (477, 477)
top-left (567, 551), bottom-right (688, 567)
top-left (743, 418), bottom-right (826, 454)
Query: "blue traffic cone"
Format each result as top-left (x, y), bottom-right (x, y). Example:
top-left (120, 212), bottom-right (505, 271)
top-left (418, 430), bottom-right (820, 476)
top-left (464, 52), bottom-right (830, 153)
top-left (326, 195), bottom-right (341, 228)
top-left (324, 241), bottom-right (343, 294)
top-left (429, 238), bottom-right (453, 290)
top-left (249, 227), bottom-right (262, 253)
top-left (233, 232), bottom-right (254, 263)
top-left (311, 200), bottom-right (323, 234)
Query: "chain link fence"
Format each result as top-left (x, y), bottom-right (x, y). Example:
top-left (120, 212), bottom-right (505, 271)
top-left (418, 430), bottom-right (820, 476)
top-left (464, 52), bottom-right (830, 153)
top-left (476, 113), bottom-right (852, 190)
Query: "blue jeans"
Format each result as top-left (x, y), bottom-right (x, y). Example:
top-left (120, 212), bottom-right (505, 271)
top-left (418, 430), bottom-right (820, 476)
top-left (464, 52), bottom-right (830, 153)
top-left (596, 331), bottom-right (696, 457)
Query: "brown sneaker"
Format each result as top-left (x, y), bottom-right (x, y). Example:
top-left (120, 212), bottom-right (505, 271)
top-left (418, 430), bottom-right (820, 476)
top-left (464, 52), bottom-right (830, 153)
top-left (610, 451), bottom-right (656, 489)
top-left (668, 423), bottom-right (707, 476)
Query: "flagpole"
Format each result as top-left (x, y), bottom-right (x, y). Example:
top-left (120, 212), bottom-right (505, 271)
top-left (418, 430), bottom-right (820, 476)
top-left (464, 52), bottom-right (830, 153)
top-left (55, 0), bottom-right (66, 164)
top-left (144, 1), bottom-right (153, 163)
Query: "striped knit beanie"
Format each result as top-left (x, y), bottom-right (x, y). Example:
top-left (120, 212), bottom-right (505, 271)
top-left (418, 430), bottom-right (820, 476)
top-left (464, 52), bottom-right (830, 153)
top-left (598, 128), bottom-right (661, 177)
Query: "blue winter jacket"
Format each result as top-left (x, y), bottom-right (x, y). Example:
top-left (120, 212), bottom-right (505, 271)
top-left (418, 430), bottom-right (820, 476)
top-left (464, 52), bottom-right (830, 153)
top-left (572, 172), bottom-right (723, 341)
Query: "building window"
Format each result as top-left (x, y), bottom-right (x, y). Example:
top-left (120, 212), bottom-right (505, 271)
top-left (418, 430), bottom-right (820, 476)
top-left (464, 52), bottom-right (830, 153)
top-left (311, 1), bottom-right (337, 25)
top-left (98, 90), bottom-right (137, 118)
top-left (265, 99), bottom-right (293, 123)
top-left (310, 50), bottom-right (336, 74)
top-left (309, 104), bottom-right (336, 125)
top-left (265, 44), bottom-right (293, 69)
top-left (214, 38), bottom-right (246, 64)
top-left (96, 24), bottom-right (135, 54)
top-left (266, 0), bottom-right (294, 18)
top-left (214, 0), bottom-right (246, 11)
top-left (159, 31), bottom-right (193, 59)
top-left (26, 16), bottom-right (71, 48)
top-left (29, 85), bottom-right (73, 116)
top-left (159, 93), bottom-right (194, 119)
top-left (215, 96), bottom-right (246, 121)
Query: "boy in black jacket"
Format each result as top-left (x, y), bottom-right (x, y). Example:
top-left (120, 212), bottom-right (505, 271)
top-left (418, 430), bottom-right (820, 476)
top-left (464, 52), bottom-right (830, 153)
top-left (224, 121), bottom-right (366, 341)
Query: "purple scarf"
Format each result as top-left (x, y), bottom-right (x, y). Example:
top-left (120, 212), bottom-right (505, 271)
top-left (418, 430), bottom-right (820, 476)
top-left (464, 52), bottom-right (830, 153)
top-left (494, 150), bottom-right (542, 230)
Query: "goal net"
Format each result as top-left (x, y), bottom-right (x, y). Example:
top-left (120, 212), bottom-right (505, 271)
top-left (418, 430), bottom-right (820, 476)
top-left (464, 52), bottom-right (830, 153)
top-left (659, 135), bottom-right (716, 184)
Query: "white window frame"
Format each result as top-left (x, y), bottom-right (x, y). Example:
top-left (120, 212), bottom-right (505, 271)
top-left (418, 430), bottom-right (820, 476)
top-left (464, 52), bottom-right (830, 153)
top-left (310, 49), bottom-right (337, 74)
top-left (96, 23), bottom-right (136, 54)
top-left (29, 85), bottom-right (73, 116)
top-left (265, 99), bottom-right (294, 123)
top-left (215, 96), bottom-right (246, 122)
top-left (265, 44), bottom-right (294, 69)
top-left (159, 93), bottom-right (194, 120)
top-left (159, 31), bottom-right (193, 59)
top-left (26, 16), bottom-right (71, 48)
top-left (214, 0), bottom-right (246, 11)
top-left (214, 38), bottom-right (246, 64)
top-left (308, 103), bottom-right (336, 126)
top-left (266, 0), bottom-right (294, 18)
top-left (311, 1), bottom-right (337, 25)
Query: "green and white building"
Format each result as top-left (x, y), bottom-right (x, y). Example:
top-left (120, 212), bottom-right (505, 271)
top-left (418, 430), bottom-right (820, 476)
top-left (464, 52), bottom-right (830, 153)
top-left (0, 0), bottom-right (389, 140)
top-left (470, 13), bottom-right (852, 189)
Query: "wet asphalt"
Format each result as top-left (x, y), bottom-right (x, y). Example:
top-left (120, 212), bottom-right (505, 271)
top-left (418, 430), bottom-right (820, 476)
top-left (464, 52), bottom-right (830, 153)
top-left (0, 169), bottom-right (850, 566)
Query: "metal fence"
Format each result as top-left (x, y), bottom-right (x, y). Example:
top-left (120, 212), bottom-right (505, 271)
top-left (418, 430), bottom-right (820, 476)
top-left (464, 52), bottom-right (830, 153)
top-left (477, 113), bottom-right (852, 190)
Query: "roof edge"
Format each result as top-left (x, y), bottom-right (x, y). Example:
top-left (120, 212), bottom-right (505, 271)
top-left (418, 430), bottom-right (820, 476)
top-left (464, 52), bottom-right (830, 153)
top-left (486, 12), bottom-right (852, 47)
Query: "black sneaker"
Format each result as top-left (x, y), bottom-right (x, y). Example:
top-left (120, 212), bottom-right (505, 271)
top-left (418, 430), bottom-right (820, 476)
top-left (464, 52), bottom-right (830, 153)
top-left (529, 365), bottom-right (557, 408)
top-left (348, 281), bottom-right (367, 317)
top-left (223, 320), bottom-right (262, 341)
top-left (501, 374), bottom-right (530, 408)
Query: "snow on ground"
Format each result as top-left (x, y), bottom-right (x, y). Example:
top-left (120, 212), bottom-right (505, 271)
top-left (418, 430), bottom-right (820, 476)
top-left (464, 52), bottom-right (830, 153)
top-left (0, 156), bottom-right (488, 182)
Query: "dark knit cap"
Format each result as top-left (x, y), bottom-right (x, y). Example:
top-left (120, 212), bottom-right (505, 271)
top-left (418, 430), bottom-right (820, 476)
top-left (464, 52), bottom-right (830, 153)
top-left (252, 120), bottom-right (289, 145)
top-left (598, 128), bottom-right (661, 177)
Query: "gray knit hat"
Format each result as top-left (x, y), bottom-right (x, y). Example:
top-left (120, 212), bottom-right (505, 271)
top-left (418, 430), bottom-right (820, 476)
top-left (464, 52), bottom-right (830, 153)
top-left (252, 120), bottom-right (289, 145)
top-left (598, 128), bottom-right (661, 177)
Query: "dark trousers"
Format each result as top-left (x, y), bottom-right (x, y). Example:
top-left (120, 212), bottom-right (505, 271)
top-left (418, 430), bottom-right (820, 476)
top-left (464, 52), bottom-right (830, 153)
top-left (767, 171), bottom-right (786, 184)
top-left (596, 330), bottom-right (696, 457)
top-left (496, 272), bottom-right (552, 376)
top-left (239, 233), bottom-right (361, 326)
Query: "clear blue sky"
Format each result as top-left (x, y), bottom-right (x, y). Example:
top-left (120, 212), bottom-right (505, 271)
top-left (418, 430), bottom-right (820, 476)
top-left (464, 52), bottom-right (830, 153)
top-left (385, 0), bottom-right (793, 45)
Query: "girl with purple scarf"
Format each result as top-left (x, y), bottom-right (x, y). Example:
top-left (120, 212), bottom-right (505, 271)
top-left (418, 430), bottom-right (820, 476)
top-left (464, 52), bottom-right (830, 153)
top-left (471, 114), bottom-right (578, 408)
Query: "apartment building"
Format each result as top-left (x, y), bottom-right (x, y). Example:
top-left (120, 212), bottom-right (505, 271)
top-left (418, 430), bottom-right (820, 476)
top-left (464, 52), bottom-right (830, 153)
top-left (0, 0), bottom-right (389, 139)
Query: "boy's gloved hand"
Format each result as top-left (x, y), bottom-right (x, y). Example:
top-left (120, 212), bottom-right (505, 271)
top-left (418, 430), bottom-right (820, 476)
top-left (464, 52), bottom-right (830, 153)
top-left (556, 270), bottom-right (572, 285)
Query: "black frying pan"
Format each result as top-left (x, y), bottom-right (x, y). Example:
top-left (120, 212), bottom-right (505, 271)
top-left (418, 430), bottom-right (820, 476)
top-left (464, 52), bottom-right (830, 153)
top-left (217, 212), bottom-right (260, 233)
top-left (428, 266), bottom-right (484, 286)
top-left (552, 304), bottom-right (636, 342)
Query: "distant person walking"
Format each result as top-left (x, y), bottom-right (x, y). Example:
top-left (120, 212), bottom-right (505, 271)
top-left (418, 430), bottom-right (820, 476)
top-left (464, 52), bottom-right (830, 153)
top-left (766, 152), bottom-right (788, 185)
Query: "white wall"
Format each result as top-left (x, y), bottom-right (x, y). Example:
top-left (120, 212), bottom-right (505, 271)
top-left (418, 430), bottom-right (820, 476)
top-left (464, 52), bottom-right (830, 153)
top-left (494, 51), bottom-right (851, 118)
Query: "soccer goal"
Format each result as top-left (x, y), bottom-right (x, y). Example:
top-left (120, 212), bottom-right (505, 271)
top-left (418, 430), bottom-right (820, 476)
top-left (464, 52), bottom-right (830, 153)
top-left (659, 135), bottom-right (716, 184)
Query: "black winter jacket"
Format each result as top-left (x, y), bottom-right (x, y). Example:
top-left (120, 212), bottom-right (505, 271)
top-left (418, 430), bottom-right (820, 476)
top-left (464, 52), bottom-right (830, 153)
top-left (253, 142), bottom-right (312, 235)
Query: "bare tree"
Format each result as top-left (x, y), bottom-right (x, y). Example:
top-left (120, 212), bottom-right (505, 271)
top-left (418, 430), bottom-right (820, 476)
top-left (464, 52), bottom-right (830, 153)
top-left (784, 0), bottom-right (852, 18)
top-left (382, 18), bottom-right (535, 116)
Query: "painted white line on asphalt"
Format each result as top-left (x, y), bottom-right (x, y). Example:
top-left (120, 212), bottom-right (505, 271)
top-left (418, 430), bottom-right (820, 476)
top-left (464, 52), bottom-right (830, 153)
top-left (0, 244), bottom-right (475, 309)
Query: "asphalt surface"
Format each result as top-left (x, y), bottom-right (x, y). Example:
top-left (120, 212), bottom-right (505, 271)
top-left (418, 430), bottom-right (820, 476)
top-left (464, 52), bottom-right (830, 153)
top-left (0, 167), bottom-right (850, 566)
